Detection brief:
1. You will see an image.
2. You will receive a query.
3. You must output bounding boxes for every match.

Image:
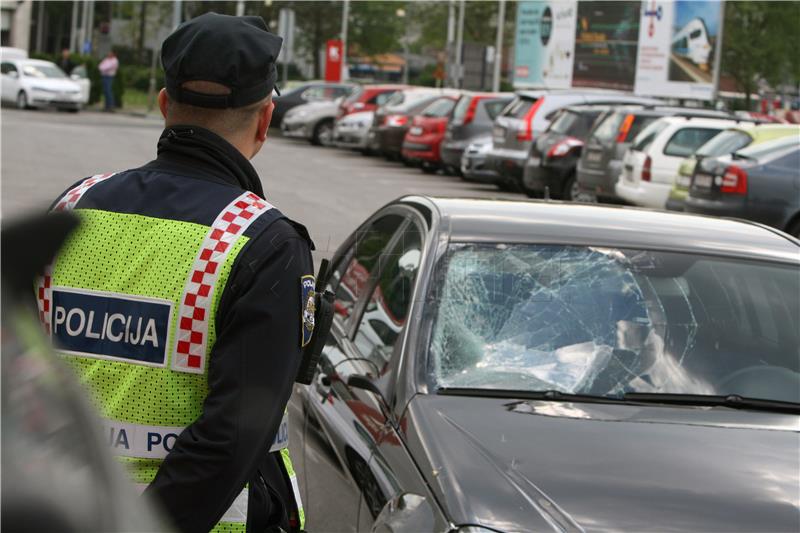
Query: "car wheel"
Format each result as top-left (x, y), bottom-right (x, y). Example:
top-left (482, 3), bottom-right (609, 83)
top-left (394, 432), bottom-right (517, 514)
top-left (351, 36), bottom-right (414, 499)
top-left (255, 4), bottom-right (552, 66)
top-left (563, 174), bottom-right (580, 201)
top-left (311, 120), bottom-right (334, 147)
top-left (16, 91), bottom-right (28, 110)
top-left (787, 218), bottom-right (800, 239)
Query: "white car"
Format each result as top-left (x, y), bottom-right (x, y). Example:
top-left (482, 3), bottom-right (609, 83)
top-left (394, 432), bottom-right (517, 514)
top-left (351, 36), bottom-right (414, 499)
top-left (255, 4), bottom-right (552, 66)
top-left (1, 58), bottom-right (84, 111)
top-left (333, 110), bottom-right (374, 151)
top-left (280, 98), bottom-right (342, 146)
top-left (615, 116), bottom-right (749, 209)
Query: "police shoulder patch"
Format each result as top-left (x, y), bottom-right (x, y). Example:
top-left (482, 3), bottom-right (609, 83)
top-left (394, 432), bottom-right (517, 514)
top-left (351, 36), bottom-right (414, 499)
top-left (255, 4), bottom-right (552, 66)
top-left (301, 275), bottom-right (316, 348)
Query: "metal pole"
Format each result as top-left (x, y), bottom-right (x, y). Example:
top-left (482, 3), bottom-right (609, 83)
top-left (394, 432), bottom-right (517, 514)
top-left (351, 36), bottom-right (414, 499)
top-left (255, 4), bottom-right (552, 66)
top-left (35, 0), bottom-right (44, 53)
top-left (492, 0), bottom-right (506, 92)
top-left (455, 0), bottom-right (465, 88)
top-left (172, 0), bottom-right (182, 30)
top-left (79, 0), bottom-right (90, 53)
top-left (86, 0), bottom-right (95, 53)
top-left (236, 1), bottom-right (245, 17)
top-left (340, 0), bottom-right (349, 81)
top-left (711, 1), bottom-right (725, 104)
top-left (446, 0), bottom-right (455, 86)
top-left (70, 1), bottom-right (80, 53)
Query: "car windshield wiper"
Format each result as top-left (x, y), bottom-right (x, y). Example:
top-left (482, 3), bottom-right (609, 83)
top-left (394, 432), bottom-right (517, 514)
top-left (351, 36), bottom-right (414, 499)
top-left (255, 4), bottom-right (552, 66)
top-left (437, 388), bottom-right (629, 405)
top-left (623, 392), bottom-right (800, 415)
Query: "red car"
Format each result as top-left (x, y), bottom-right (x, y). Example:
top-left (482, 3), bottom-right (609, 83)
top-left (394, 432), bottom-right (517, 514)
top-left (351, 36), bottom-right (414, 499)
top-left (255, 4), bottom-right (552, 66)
top-left (338, 84), bottom-right (407, 118)
top-left (400, 96), bottom-right (458, 172)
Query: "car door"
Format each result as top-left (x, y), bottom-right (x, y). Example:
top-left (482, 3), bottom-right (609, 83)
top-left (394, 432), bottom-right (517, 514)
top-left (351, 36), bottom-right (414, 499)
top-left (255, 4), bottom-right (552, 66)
top-left (1, 62), bottom-right (20, 102)
top-left (300, 210), bottom-right (410, 532)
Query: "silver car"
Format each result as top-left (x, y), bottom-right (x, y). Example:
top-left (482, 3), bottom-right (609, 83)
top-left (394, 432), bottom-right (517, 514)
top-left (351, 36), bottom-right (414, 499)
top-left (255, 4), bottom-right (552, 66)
top-left (280, 98), bottom-right (342, 146)
top-left (333, 110), bottom-right (374, 151)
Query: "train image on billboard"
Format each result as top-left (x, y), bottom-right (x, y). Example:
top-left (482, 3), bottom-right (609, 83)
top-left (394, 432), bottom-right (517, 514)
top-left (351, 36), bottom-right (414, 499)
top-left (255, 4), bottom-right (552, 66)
top-left (671, 17), bottom-right (712, 70)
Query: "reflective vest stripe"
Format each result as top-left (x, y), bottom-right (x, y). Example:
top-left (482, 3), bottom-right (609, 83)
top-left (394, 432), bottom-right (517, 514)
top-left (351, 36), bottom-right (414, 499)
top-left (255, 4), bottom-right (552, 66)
top-left (102, 412), bottom-right (289, 459)
top-left (172, 191), bottom-right (273, 374)
top-left (135, 484), bottom-right (249, 525)
top-left (36, 173), bottom-right (116, 334)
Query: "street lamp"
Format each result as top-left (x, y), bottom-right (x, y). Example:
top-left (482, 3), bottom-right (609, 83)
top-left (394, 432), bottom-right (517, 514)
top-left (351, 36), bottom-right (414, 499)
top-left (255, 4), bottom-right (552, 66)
top-left (396, 8), bottom-right (409, 84)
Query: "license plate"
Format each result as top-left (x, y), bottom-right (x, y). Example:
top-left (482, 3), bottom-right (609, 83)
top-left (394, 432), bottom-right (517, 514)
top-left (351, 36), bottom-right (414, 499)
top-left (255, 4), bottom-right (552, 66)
top-left (528, 156), bottom-right (541, 167)
top-left (586, 151), bottom-right (602, 163)
top-left (677, 175), bottom-right (691, 188)
top-left (409, 127), bottom-right (423, 136)
top-left (694, 174), bottom-right (713, 188)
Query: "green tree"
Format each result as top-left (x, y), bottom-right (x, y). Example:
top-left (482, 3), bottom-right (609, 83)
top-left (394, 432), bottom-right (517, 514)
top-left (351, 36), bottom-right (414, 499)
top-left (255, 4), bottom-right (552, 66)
top-left (722, 1), bottom-right (800, 109)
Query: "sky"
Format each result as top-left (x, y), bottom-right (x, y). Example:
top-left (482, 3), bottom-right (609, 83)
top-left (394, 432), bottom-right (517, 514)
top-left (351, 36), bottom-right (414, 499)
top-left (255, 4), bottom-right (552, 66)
top-left (673, 0), bottom-right (722, 37)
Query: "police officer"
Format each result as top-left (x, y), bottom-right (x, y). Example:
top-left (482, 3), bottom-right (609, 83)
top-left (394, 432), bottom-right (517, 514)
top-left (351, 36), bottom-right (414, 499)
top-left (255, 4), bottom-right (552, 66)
top-left (36, 13), bottom-right (313, 533)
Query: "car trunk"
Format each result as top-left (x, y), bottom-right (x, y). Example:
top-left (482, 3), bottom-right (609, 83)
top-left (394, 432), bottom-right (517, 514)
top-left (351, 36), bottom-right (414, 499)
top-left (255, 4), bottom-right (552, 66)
top-left (492, 96), bottom-right (539, 152)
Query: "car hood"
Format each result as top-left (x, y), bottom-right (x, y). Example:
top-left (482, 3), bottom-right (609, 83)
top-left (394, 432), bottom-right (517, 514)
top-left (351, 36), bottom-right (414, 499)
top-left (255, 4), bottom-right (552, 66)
top-left (404, 395), bottom-right (800, 532)
top-left (24, 77), bottom-right (81, 91)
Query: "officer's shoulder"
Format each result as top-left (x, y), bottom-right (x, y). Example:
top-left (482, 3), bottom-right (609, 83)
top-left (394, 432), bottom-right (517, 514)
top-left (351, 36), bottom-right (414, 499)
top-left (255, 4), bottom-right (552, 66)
top-left (248, 211), bottom-right (315, 253)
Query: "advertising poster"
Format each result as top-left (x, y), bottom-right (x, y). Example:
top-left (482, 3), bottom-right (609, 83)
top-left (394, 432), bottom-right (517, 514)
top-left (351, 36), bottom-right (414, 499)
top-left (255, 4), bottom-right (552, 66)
top-left (513, 1), bottom-right (576, 89)
top-left (571, 1), bottom-right (641, 91)
top-left (634, 0), bottom-right (722, 100)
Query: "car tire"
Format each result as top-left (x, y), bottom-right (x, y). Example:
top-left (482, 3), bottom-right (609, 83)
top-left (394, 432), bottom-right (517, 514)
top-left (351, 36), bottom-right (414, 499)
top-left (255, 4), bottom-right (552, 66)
top-left (16, 91), bottom-right (28, 110)
top-left (421, 162), bottom-right (438, 174)
top-left (787, 218), bottom-right (800, 239)
top-left (562, 174), bottom-right (580, 202)
top-left (311, 120), bottom-right (334, 147)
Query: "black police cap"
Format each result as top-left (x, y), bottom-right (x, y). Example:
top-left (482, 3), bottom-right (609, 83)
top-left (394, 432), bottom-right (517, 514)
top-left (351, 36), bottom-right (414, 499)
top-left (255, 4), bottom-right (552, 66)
top-left (162, 12), bottom-right (283, 109)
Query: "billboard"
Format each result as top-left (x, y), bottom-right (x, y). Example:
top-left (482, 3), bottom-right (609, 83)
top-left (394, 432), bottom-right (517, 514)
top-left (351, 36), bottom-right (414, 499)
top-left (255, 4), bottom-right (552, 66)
top-left (634, 0), bottom-right (723, 99)
top-left (513, 1), bottom-right (577, 89)
top-left (513, 0), bottom-right (724, 100)
top-left (572, 1), bottom-right (642, 90)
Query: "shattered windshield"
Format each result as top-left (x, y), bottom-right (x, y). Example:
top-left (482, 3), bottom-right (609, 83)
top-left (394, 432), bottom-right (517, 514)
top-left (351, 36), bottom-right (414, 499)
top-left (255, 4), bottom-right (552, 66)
top-left (428, 244), bottom-right (800, 404)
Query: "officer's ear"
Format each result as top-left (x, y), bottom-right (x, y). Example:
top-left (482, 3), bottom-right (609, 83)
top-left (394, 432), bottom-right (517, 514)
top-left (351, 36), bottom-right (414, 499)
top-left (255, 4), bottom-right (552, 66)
top-left (256, 98), bottom-right (274, 143)
top-left (158, 88), bottom-right (169, 120)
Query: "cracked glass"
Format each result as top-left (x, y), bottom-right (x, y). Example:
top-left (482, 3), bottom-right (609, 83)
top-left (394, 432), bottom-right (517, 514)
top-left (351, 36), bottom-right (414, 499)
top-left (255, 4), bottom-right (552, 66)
top-left (428, 244), bottom-right (800, 403)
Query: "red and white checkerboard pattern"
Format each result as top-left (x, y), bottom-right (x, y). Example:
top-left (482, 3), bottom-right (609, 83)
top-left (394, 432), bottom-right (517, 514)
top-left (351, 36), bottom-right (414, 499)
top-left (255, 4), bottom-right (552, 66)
top-left (36, 173), bottom-right (115, 334)
top-left (172, 192), bottom-right (273, 373)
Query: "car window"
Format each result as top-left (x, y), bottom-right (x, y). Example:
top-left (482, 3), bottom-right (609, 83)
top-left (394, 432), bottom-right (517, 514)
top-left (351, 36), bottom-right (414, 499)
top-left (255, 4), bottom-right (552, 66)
top-left (1, 62), bottom-right (18, 75)
top-left (663, 127), bottom-right (721, 157)
top-left (352, 222), bottom-right (423, 374)
top-left (590, 112), bottom-right (625, 142)
top-left (484, 98), bottom-right (512, 121)
top-left (632, 119), bottom-right (669, 151)
top-left (343, 86), bottom-right (364, 104)
top-left (547, 110), bottom-right (578, 135)
top-left (736, 135), bottom-right (800, 159)
top-left (71, 65), bottom-right (87, 78)
top-left (422, 97), bottom-right (456, 118)
top-left (428, 243), bottom-right (800, 404)
top-left (21, 63), bottom-right (66, 79)
top-left (333, 214), bottom-right (406, 326)
top-left (301, 86), bottom-right (326, 101)
top-left (451, 96), bottom-right (472, 123)
top-left (696, 130), bottom-right (752, 157)
top-left (502, 98), bottom-right (535, 119)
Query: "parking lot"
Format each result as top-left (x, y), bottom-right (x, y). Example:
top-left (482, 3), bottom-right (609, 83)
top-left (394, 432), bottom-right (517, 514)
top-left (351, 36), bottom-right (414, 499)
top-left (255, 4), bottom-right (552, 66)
top-left (1, 107), bottom-right (519, 258)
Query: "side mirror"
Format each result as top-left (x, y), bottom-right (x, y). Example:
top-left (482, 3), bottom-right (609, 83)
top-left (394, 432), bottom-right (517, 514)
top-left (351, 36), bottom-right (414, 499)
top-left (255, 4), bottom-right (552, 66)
top-left (347, 373), bottom-right (389, 407)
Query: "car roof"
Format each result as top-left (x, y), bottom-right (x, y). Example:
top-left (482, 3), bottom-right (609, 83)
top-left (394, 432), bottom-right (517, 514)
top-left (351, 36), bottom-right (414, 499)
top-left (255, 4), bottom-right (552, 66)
top-left (399, 196), bottom-right (798, 264)
top-left (656, 115), bottom-right (752, 129)
top-left (749, 123), bottom-right (800, 141)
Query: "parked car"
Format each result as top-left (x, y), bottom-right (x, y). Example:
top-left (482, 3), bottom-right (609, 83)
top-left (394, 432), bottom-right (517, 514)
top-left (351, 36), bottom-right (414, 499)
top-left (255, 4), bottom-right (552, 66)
top-left (338, 84), bottom-right (407, 118)
top-left (333, 110), bottom-right (375, 152)
top-left (370, 89), bottom-right (459, 159)
top-left (615, 116), bottom-right (751, 209)
top-left (485, 90), bottom-right (659, 190)
top-left (1, 58), bottom-right (84, 111)
top-left (400, 95), bottom-right (458, 172)
top-left (666, 124), bottom-right (800, 211)
top-left (69, 64), bottom-right (91, 106)
top-left (295, 195), bottom-right (800, 533)
top-left (280, 98), bottom-right (342, 146)
top-left (521, 105), bottom-right (608, 199)
top-left (440, 92), bottom-right (513, 175)
top-left (577, 106), bottom-right (733, 202)
top-left (272, 81), bottom-right (354, 126)
top-left (685, 135), bottom-right (800, 237)
top-left (459, 134), bottom-right (497, 183)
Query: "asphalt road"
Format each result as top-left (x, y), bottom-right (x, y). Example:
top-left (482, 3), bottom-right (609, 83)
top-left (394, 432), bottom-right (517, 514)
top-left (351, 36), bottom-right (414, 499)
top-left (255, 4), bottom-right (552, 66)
top-left (2, 107), bottom-right (518, 260)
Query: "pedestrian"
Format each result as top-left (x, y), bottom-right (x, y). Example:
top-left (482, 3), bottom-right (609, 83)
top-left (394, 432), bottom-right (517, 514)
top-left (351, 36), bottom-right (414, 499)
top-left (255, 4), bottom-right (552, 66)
top-left (59, 48), bottom-right (75, 75)
top-left (36, 13), bottom-right (315, 533)
top-left (98, 50), bottom-right (118, 111)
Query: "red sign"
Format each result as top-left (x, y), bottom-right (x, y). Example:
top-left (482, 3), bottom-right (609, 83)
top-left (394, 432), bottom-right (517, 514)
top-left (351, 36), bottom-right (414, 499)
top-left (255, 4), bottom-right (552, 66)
top-left (325, 39), bottom-right (343, 82)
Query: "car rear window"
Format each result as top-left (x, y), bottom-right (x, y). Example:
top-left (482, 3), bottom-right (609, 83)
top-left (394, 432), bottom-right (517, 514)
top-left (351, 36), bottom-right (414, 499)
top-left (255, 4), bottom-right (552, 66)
top-left (502, 97), bottom-right (535, 119)
top-left (695, 130), bottom-right (753, 157)
top-left (483, 98), bottom-right (512, 120)
top-left (736, 135), bottom-right (800, 160)
top-left (423, 97), bottom-right (456, 117)
top-left (451, 96), bottom-right (472, 123)
top-left (627, 115), bottom-right (657, 142)
top-left (663, 127), bottom-right (721, 157)
top-left (632, 119), bottom-right (669, 151)
top-left (343, 86), bottom-right (363, 104)
top-left (591, 112), bottom-right (625, 142)
top-left (428, 243), bottom-right (800, 404)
